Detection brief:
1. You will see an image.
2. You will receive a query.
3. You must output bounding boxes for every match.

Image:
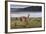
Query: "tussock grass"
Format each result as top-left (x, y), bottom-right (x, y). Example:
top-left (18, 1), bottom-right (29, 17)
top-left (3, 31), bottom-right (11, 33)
top-left (11, 17), bottom-right (42, 29)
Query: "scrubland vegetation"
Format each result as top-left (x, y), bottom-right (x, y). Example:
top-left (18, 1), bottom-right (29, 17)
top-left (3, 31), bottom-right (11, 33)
top-left (11, 17), bottom-right (42, 29)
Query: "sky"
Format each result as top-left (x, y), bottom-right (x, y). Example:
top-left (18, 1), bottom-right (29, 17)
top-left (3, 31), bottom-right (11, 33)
top-left (10, 4), bottom-right (31, 8)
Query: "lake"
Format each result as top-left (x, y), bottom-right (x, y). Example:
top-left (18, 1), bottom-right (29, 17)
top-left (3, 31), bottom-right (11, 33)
top-left (10, 12), bottom-right (42, 17)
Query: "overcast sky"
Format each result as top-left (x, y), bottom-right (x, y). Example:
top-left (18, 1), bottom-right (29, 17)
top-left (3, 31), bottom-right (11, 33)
top-left (10, 5), bottom-right (31, 8)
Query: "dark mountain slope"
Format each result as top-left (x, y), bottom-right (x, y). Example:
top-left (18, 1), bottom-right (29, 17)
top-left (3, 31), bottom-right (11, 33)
top-left (11, 6), bottom-right (42, 12)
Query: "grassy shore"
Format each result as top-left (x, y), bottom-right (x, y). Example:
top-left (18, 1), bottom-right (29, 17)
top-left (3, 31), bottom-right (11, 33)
top-left (10, 17), bottom-right (42, 29)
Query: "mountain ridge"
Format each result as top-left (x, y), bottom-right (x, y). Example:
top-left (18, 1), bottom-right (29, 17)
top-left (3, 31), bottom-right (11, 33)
top-left (11, 6), bottom-right (42, 12)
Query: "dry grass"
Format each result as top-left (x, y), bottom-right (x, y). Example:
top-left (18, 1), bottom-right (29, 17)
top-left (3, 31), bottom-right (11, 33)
top-left (10, 17), bottom-right (42, 29)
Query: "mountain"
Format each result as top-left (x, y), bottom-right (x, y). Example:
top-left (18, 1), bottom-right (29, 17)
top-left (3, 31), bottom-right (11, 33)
top-left (11, 6), bottom-right (42, 12)
top-left (22, 6), bottom-right (42, 11)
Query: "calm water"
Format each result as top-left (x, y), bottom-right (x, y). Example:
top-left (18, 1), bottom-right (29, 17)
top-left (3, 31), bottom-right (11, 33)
top-left (10, 12), bottom-right (42, 17)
